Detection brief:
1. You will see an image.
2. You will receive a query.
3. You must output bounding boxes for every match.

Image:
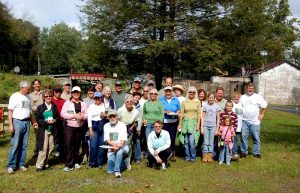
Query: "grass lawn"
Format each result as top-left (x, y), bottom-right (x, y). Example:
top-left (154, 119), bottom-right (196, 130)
top-left (0, 109), bottom-right (299, 193)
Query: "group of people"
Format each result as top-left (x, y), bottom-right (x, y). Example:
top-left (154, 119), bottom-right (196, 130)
top-left (5, 77), bottom-right (267, 178)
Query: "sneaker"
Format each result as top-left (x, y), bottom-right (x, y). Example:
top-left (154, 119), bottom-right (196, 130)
top-left (126, 163), bottom-right (132, 171)
top-left (19, 166), bottom-right (28, 172)
top-left (253, 154), bottom-right (261, 159)
top-left (54, 152), bottom-right (60, 157)
top-left (115, 172), bottom-right (121, 178)
top-left (170, 156), bottom-right (176, 162)
top-left (63, 167), bottom-right (73, 172)
top-left (161, 162), bottom-right (167, 171)
top-left (74, 163), bottom-right (81, 169)
top-left (232, 154), bottom-right (239, 161)
top-left (7, 167), bottom-right (14, 174)
top-left (226, 162), bottom-right (231, 166)
top-left (219, 161), bottom-right (223, 165)
top-left (98, 165), bottom-right (103, 169)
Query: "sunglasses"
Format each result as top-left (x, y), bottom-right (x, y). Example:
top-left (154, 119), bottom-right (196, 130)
top-left (143, 90), bottom-right (149, 93)
top-left (44, 96), bottom-right (52, 98)
top-left (150, 93), bottom-right (158, 95)
top-left (189, 91), bottom-right (196, 94)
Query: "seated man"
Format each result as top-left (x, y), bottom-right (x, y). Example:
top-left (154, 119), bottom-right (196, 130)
top-left (147, 120), bottom-right (172, 170)
top-left (104, 109), bottom-right (129, 178)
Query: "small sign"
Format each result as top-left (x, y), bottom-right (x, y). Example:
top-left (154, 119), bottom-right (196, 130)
top-left (14, 66), bottom-right (20, 74)
top-left (113, 73), bottom-right (118, 78)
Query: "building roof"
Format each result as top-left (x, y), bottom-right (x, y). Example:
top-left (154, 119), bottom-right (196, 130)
top-left (251, 61), bottom-right (300, 74)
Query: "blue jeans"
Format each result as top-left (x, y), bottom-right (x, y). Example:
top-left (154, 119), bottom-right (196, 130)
top-left (89, 120), bottom-right (105, 167)
top-left (184, 133), bottom-right (196, 161)
top-left (203, 126), bottom-right (216, 153)
top-left (219, 144), bottom-right (230, 163)
top-left (132, 131), bottom-right (141, 161)
top-left (107, 146), bottom-right (128, 173)
top-left (233, 132), bottom-right (241, 155)
top-left (241, 120), bottom-right (261, 155)
top-left (145, 124), bottom-right (154, 142)
top-left (7, 119), bottom-right (30, 168)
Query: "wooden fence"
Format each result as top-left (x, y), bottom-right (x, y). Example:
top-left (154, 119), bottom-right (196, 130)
top-left (0, 104), bottom-right (8, 137)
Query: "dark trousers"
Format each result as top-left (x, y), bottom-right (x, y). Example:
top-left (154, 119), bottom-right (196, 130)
top-left (140, 125), bottom-right (147, 152)
top-left (147, 148), bottom-right (172, 166)
top-left (65, 125), bottom-right (83, 168)
top-left (56, 120), bottom-right (65, 161)
top-left (89, 120), bottom-right (105, 167)
top-left (163, 122), bottom-right (178, 153)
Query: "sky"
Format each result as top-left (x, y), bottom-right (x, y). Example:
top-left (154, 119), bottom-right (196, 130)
top-left (4, 0), bottom-right (300, 30)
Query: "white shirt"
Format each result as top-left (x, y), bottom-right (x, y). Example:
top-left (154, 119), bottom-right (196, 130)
top-left (8, 92), bottom-right (31, 120)
top-left (117, 105), bottom-right (139, 125)
top-left (232, 101), bottom-right (243, 132)
top-left (104, 121), bottom-right (128, 157)
top-left (240, 93), bottom-right (267, 125)
top-left (176, 96), bottom-right (186, 106)
top-left (87, 103), bottom-right (106, 127)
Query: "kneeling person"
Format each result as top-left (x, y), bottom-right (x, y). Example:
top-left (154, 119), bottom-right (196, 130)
top-left (104, 109), bottom-right (129, 178)
top-left (147, 120), bottom-right (172, 170)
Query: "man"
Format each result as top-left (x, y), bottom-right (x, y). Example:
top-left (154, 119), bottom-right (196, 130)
top-left (158, 77), bottom-right (173, 97)
top-left (240, 83), bottom-right (267, 158)
top-left (147, 80), bottom-right (155, 90)
top-left (128, 77), bottom-right (142, 94)
top-left (117, 94), bottom-right (140, 166)
top-left (61, 82), bottom-right (71, 100)
top-left (95, 81), bottom-right (103, 93)
top-left (7, 80), bottom-right (38, 174)
top-left (28, 79), bottom-right (43, 157)
top-left (147, 120), bottom-right (172, 170)
top-left (103, 86), bottom-right (116, 110)
top-left (215, 87), bottom-right (227, 111)
top-left (112, 80), bottom-right (126, 110)
top-left (51, 85), bottom-right (65, 160)
top-left (139, 85), bottom-right (150, 108)
top-left (104, 109), bottom-right (129, 178)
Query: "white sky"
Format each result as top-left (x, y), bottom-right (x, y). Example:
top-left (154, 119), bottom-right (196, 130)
top-left (5, 0), bottom-right (300, 31)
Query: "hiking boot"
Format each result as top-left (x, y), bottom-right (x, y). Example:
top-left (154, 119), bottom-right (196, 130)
top-left (232, 154), bottom-right (239, 161)
top-left (202, 153), bottom-right (208, 163)
top-left (240, 153), bottom-right (247, 158)
top-left (170, 156), bottom-right (176, 162)
top-left (207, 153), bottom-right (213, 163)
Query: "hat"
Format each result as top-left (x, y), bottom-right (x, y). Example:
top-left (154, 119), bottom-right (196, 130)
top-left (134, 77), bottom-right (141, 82)
top-left (147, 80), bottom-right (155, 85)
top-left (94, 92), bottom-right (102, 98)
top-left (71, 86), bottom-right (81, 92)
top-left (115, 80), bottom-right (122, 85)
top-left (107, 109), bottom-right (117, 116)
top-left (53, 84), bottom-right (62, 92)
top-left (63, 82), bottom-right (71, 86)
top-left (172, 84), bottom-right (184, 92)
top-left (164, 86), bottom-right (173, 91)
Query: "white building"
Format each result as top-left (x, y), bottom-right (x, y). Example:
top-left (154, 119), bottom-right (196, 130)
top-left (251, 61), bottom-right (300, 105)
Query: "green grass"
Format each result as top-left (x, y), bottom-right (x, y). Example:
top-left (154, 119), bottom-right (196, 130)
top-left (0, 109), bottom-right (299, 193)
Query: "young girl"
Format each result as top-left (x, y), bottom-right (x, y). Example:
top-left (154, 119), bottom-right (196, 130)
top-left (218, 116), bottom-right (235, 165)
top-left (201, 93), bottom-right (221, 162)
top-left (232, 91), bottom-right (243, 160)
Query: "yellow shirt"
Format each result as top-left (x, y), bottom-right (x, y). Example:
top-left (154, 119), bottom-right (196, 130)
top-left (181, 99), bottom-right (201, 119)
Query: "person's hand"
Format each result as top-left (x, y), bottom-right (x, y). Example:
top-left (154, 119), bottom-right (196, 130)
top-left (89, 129), bottom-right (94, 139)
top-left (201, 129), bottom-right (204, 135)
top-left (33, 122), bottom-right (38, 129)
top-left (177, 125), bottom-right (181, 131)
top-left (136, 130), bottom-right (141, 137)
top-left (8, 125), bottom-right (14, 134)
top-left (113, 144), bottom-right (120, 152)
top-left (214, 131), bottom-right (218, 136)
top-left (196, 126), bottom-right (200, 131)
top-left (156, 157), bottom-right (162, 164)
top-left (100, 112), bottom-right (107, 118)
top-left (258, 114), bottom-right (264, 121)
top-left (154, 150), bottom-right (159, 156)
top-left (165, 110), bottom-right (171, 115)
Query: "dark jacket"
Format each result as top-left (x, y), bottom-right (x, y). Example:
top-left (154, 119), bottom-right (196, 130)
top-left (35, 102), bottom-right (60, 150)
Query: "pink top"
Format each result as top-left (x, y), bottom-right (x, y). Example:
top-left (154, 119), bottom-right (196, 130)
top-left (219, 126), bottom-right (234, 143)
top-left (61, 100), bottom-right (88, 128)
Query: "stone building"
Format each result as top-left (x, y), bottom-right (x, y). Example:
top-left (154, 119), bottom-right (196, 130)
top-left (251, 61), bottom-right (300, 105)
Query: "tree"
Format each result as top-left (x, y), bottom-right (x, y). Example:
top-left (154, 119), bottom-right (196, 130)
top-left (40, 23), bottom-right (84, 74)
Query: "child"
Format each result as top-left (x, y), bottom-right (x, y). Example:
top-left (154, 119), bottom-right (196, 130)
top-left (232, 91), bottom-right (243, 160)
top-left (218, 116), bottom-right (235, 165)
top-left (201, 93), bottom-right (221, 162)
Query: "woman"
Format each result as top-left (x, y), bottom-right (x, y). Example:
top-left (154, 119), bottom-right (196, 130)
top-left (61, 86), bottom-right (88, 172)
top-left (197, 88), bottom-right (207, 155)
top-left (198, 89), bottom-right (207, 107)
top-left (87, 92), bottom-right (106, 168)
top-left (35, 89), bottom-right (60, 171)
top-left (173, 84), bottom-right (186, 105)
top-left (160, 86), bottom-right (180, 160)
top-left (143, 88), bottom-right (164, 141)
top-left (178, 86), bottom-right (201, 162)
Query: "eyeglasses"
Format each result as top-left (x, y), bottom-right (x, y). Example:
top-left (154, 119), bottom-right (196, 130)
top-left (143, 90), bottom-right (149, 93)
top-left (150, 93), bottom-right (158, 95)
top-left (189, 92), bottom-right (196, 94)
top-left (126, 101), bottom-right (133, 103)
top-left (44, 96), bottom-right (52, 98)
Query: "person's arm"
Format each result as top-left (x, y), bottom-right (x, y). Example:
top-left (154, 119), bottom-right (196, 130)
top-left (196, 102), bottom-right (201, 131)
top-left (159, 101), bottom-right (164, 121)
top-left (178, 102), bottom-right (185, 130)
top-left (147, 133), bottom-right (155, 156)
top-left (142, 102), bottom-right (147, 125)
top-left (258, 108), bottom-right (267, 121)
top-left (61, 101), bottom-right (76, 120)
top-left (8, 109), bottom-right (14, 134)
top-left (216, 111), bottom-right (220, 135)
top-left (35, 106), bottom-right (47, 128)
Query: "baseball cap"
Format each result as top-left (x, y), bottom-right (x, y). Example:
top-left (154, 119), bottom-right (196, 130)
top-left (164, 86), bottom-right (173, 91)
top-left (94, 92), bottom-right (102, 98)
top-left (134, 77), bottom-right (141, 82)
top-left (115, 80), bottom-right (122, 85)
top-left (107, 109), bottom-right (117, 116)
top-left (147, 80), bottom-right (155, 85)
top-left (71, 86), bottom-right (81, 92)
